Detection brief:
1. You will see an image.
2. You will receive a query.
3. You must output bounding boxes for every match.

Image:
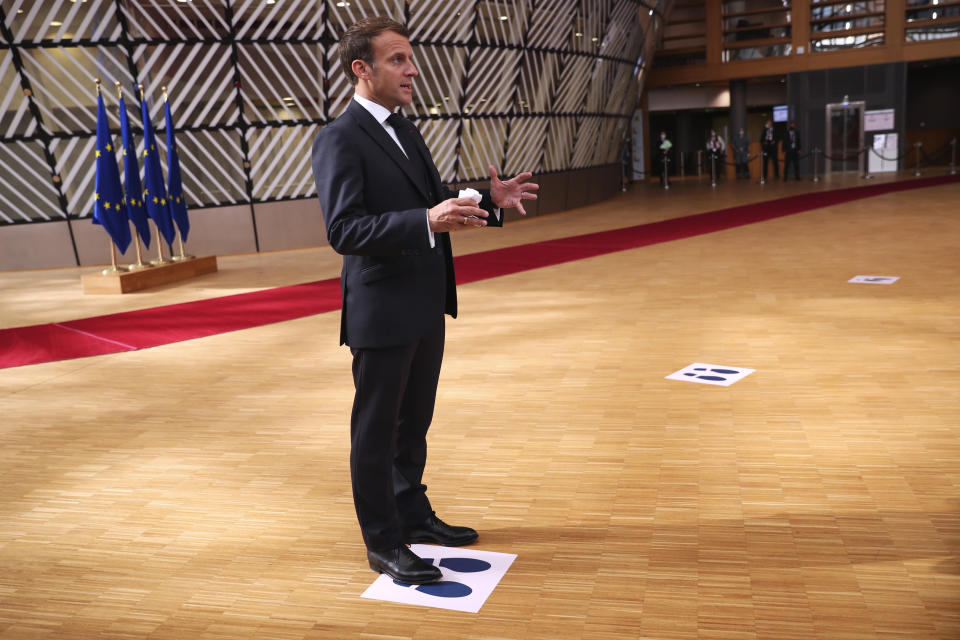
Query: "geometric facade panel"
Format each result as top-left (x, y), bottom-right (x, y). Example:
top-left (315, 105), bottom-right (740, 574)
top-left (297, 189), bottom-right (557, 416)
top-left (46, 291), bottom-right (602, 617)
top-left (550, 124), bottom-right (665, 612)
top-left (0, 0), bottom-right (648, 232)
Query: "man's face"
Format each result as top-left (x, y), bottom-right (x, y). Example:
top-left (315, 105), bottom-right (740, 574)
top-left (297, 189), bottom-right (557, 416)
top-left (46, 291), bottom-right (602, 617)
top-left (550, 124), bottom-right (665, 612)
top-left (363, 30), bottom-right (418, 111)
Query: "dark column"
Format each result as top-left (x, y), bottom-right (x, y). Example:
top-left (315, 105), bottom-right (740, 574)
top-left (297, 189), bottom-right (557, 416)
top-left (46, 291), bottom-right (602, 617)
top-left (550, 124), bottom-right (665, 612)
top-left (730, 79), bottom-right (747, 134)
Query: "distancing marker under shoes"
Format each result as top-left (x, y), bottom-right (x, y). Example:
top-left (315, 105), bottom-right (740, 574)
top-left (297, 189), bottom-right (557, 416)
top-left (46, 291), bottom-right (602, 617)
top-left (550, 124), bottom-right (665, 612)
top-left (361, 545), bottom-right (516, 613)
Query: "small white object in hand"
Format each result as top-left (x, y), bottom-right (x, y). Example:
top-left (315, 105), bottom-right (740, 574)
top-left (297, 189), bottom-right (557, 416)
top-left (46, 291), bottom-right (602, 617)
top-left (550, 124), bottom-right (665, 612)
top-left (458, 188), bottom-right (482, 205)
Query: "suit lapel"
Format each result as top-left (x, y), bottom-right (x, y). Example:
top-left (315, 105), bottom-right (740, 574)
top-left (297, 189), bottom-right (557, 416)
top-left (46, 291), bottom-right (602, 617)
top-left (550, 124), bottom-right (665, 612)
top-left (347, 102), bottom-right (431, 202)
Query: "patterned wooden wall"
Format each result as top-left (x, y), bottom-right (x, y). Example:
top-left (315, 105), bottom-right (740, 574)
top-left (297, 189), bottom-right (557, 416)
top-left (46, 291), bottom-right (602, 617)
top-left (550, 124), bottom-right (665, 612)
top-left (0, 0), bottom-right (662, 227)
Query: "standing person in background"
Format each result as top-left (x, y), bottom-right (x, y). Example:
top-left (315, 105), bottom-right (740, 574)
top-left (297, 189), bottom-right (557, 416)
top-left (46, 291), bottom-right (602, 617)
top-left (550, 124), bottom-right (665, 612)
top-left (761, 120), bottom-right (779, 181)
top-left (706, 129), bottom-right (725, 181)
top-left (733, 127), bottom-right (750, 180)
top-left (783, 120), bottom-right (802, 181)
top-left (311, 16), bottom-right (538, 585)
top-left (657, 130), bottom-right (673, 188)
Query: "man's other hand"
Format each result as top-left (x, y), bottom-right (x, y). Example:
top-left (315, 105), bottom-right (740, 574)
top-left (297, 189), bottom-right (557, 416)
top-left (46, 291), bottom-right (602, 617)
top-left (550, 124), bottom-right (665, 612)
top-left (489, 165), bottom-right (539, 216)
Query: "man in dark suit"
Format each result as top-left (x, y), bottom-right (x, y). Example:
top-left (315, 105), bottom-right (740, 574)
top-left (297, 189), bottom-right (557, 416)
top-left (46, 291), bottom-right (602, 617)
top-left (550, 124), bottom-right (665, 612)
top-left (783, 120), bottom-right (802, 181)
top-left (761, 119), bottom-right (778, 181)
top-left (311, 16), bottom-right (538, 585)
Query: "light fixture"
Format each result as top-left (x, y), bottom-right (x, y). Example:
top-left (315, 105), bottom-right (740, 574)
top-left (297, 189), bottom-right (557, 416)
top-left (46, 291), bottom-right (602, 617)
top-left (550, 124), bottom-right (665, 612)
top-left (649, 9), bottom-right (654, 15)
top-left (574, 31), bottom-right (583, 37)
top-left (932, 10), bottom-right (938, 18)
top-left (592, 36), bottom-right (599, 42)
top-left (499, 15), bottom-right (508, 21)
top-left (282, 96), bottom-right (295, 102)
top-left (336, 1), bottom-right (349, 6)
top-left (50, 20), bottom-right (62, 26)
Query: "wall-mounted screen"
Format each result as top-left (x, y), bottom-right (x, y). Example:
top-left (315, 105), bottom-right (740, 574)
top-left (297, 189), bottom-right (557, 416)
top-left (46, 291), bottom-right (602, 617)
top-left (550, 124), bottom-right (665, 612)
top-left (773, 105), bottom-right (788, 122)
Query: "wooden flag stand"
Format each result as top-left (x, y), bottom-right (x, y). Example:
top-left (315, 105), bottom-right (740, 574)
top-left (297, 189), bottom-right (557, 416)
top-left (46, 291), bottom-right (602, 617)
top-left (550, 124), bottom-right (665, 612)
top-left (82, 254), bottom-right (217, 294)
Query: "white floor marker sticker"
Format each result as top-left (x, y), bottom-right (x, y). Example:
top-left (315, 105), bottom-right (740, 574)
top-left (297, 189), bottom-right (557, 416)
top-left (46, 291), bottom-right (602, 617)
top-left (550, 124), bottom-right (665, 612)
top-left (848, 275), bottom-right (899, 284)
top-left (361, 545), bottom-right (517, 613)
top-left (666, 363), bottom-right (755, 387)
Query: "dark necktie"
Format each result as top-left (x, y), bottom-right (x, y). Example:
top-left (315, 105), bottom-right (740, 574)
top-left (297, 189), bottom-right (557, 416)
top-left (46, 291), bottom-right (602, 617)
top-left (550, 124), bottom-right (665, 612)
top-left (386, 112), bottom-right (434, 197)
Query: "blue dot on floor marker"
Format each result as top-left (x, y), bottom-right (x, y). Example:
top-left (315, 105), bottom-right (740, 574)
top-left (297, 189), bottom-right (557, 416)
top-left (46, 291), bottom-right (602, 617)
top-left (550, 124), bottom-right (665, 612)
top-left (439, 557), bottom-right (492, 573)
top-left (415, 581), bottom-right (474, 598)
top-left (710, 369), bottom-right (740, 374)
top-left (697, 375), bottom-right (727, 381)
top-left (684, 372), bottom-right (696, 377)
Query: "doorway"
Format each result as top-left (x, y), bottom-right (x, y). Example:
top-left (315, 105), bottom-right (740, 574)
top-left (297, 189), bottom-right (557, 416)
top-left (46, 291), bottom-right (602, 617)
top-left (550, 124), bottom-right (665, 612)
top-left (825, 101), bottom-right (865, 173)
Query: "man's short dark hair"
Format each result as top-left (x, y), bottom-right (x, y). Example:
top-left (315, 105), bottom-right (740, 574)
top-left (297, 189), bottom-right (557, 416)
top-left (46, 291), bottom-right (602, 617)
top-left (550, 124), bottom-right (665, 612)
top-left (340, 16), bottom-right (410, 85)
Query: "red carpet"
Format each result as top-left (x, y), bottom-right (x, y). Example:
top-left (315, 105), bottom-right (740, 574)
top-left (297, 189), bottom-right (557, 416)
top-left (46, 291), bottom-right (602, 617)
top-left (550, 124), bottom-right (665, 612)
top-left (2, 174), bottom-right (957, 369)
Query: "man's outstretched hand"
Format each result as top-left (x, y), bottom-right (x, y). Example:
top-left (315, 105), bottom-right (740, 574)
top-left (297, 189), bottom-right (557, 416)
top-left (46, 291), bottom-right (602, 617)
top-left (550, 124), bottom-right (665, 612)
top-left (489, 165), bottom-right (539, 216)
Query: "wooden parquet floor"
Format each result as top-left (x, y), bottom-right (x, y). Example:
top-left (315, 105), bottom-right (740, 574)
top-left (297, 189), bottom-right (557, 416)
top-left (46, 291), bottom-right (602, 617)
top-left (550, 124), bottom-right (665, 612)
top-left (1, 173), bottom-right (958, 639)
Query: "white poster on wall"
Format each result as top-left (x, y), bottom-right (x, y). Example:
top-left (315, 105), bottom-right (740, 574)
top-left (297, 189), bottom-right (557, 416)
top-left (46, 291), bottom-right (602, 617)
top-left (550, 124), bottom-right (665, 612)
top-left (631, 109), bottom-right (645, 180)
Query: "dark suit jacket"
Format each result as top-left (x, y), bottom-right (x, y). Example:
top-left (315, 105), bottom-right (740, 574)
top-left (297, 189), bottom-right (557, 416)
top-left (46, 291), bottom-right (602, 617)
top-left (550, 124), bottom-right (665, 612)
top-left (785, 129), bottom-right (801, 153)
top-left (761, 127), bottom-right (777, 152)
top-left (312, 100), bottom-right (500, 349)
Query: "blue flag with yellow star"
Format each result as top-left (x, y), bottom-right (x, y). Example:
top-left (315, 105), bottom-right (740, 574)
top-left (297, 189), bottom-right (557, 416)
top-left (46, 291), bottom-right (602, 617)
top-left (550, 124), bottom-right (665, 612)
top-left (118, 94), bottom-right (150, 248)
top-left (140, 94), bottom-right (176, 247)
top-left (165, 96), bottom-right (189, 242)
top-left (92, 92), bottom-right (131, 254)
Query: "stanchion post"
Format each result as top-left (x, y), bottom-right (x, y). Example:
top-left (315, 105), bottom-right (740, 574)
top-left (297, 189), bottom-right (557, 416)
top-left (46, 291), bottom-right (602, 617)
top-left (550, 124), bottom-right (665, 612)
top-left (811, 147), bottom-right (819, 183)
top-left (680, 151), bottom-right (685, 178)
top-left (710, 152), bottom-right (716, 188)
top-left (861, 146), bottom-right (871, 179)
top-left (914, 141), bottom-right (922, 177)
top-left (759, 150), bottom-right (766, 184)
top-left (697, 150), bottom-right (702, 178)
top-left (662, 154), bottom-right (670, 190)
top-left (950, 137), bottom-right (957, 175)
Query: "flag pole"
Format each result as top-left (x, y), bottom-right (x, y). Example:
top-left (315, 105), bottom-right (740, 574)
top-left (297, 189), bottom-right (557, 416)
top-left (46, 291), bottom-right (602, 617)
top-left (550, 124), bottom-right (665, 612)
top-left (96, 78), bottom-right (128, 276)
top-left (164, 86), bottom-right (194, 262)
top-left (141, 83), bottom-right (172, 266)
top-left (118, 81), bottom-right (149, 271)
top-left (101, 241), bottom-right (128, 275)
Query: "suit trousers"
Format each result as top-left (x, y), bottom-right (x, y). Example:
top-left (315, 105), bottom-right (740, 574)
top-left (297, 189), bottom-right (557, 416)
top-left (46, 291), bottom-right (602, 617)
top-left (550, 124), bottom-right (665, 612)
top-left (762, 147), bottom-right (779, 179)
top-left (349, 321), bottom-right (445, 551)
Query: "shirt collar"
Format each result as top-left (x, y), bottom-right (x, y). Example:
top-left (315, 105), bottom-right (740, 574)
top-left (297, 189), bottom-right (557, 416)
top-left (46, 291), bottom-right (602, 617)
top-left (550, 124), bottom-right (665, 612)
top-left (353, 93), bottom-right (395, 125)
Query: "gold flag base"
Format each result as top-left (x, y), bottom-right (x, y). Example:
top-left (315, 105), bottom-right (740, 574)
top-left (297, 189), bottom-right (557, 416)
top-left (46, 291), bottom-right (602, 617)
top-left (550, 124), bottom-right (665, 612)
top-left (126, 262), bottom-right (152, 271)
top-left (82, 255), bottom-right (218, 294)
top-left (171, 254), bottom-right (195, 262)
top-left (101, 265), bottom-right (129, 276)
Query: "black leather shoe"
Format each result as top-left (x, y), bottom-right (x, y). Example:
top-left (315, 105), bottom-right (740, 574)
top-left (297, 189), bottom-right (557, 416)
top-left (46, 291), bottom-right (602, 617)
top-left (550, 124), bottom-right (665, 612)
top-left (367, 546), bottom-right (442, 584)
top-left (402, 512), bottom-right (478, 546)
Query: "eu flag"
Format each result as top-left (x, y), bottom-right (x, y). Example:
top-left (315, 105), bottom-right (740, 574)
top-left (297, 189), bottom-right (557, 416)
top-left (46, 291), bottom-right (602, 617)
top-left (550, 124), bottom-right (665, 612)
top-left (140, 93), bottom-right (176, 247)
top-left (118, 93), bottom-right (150, 248)
top-left (165, 95), bottom-right (189, 242)
top-left (92, 92), bottom-right (131, 254)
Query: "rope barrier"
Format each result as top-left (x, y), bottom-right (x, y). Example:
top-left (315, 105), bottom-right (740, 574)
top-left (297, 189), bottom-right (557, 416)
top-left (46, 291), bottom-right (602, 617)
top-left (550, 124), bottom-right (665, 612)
top-left (653, 136), bottom-right (956, 184)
